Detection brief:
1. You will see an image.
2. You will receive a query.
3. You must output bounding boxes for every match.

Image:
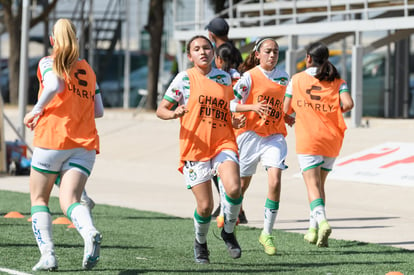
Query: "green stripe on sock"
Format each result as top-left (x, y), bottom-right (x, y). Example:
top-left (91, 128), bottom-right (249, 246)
top-left (31, 205), bottom-right (50, 215)
top-left (54, 174), bottom-right (61, 186)
top-left (310, 198), bottom-right (325, 211)
top-left (224, 193), bottom-right (243, 205)
top-left (265, 198), bottom-right (279, 210)
top-left (194, 209), bottom-right (211, 224)
top-left (66, 202), bottom-right (81, 221)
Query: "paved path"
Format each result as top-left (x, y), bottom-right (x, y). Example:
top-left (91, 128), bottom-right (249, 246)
top-left (1, 106), bottom-right (413, 250)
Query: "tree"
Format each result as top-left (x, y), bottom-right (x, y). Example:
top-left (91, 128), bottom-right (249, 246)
top-left (0, 0), bottom-right (58, 104)
top-left (146, 0), bottom-right (164, 110)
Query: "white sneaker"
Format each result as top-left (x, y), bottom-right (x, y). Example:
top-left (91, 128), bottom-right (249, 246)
top-left (32, 251), bottom-right (58, 271)
top-left (82, 230), bottom-right (102, 270)
top-left (80, 195), bottom-right (95, 211)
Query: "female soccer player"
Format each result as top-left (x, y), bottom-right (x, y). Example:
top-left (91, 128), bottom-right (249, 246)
top-left (156, 35), bottom-right (243, 264)
top-left (283, 41), bottom-right (354, 247)
top-left (231, 38), bottom-right (290, 255)
top-left (24, 18), bottom-right (104, 271)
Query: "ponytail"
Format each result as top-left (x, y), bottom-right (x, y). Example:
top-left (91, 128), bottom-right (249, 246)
top-left (306, 42), bottom-right (340, 82)
top-left (315, 60), bottom-right (340, 82)
top-left (51, 19), bottom-right (80, 80)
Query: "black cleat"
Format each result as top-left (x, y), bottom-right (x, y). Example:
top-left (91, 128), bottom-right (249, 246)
top-left (221, 229), bottom-right (241, 259)
top-left (211, 205), bottom-right (221, 218)
top-left (194, 239), bottom-right (210, 264)
top-left (238, 210), bottom-right (248, 224)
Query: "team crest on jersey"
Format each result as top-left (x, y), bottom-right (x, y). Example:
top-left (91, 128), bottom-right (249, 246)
top-left (210, 74), bottom-right (227, 85)
top-left (279, 78), bottom-right (288, 85)
top-left (189, 169), bottom-right (197, 181)
top-left (274, 77), bottom-right (288, 86)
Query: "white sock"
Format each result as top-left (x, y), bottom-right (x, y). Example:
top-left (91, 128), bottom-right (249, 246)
top-left (263, 208), bottom-right (278, 235)
top-left (312, 205), bottom-right (327, 225)
top-left (222, 194), bottom-right (242, 234)
top-left (309, 210), bottom-right (318, 229)
top-left (218, 177), bottom-right (225, 216)
top-left (69, 203), bottom-right (96, 240)
top-left (31, 211), bottom-right (54, 255)
top-left (193, 211), bottom-right (211, 244)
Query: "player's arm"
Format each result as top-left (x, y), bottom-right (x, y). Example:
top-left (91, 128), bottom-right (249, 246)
top-left (94, 83), bottom-right (104, 118)
top-left (156, 99), bottom-right (187, 120)
top-left (339, 82), bottom-right (354, 113)
top-left (157, 72), bottom-right (188, 120)
top-left (24, 60), bottom-right (64, 130)
top-left (31, 69), bottom-right (64, 116)
top-left (283, 79), bottom-right (294, 115)
top-left (340, 91), bottom-right (354, 113)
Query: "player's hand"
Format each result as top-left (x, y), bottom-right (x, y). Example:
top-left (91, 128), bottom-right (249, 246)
top-left (252, 100), bottom-right (271, 117)
top-left (232, 114), bottom-right (246, 129)
top-left (24, 112), bottom-right (40, 130)
top-left (284, 114), bottom-right (295, 127)
top-left (173, 105), bottom-right (188, 119)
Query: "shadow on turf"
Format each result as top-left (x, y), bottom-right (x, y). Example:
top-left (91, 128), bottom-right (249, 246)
top-left (278, 216), bottom-right (399, 223)
top-left (123, 216), bottom-right (185, 221)
top-left (115, 259), bottom-right (406, 274)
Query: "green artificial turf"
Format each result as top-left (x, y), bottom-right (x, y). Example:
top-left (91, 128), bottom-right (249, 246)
top-left (0, 190), bottom-right (412, 274)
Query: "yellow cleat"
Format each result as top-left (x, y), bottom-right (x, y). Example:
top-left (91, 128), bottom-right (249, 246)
top-left (259, 231), bottom-right (277, 255)
top-left (316, 220), bottom-right (331, 247)
top-left (304, 227), bottom-right (318, 244)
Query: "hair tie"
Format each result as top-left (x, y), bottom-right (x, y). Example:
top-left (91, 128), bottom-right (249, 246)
top-left (253, 38), bottom-right (277, 52)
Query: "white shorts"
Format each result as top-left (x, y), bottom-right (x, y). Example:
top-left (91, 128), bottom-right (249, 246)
top-left (237, 131), bottom-right (287, 177)
top-left (298, 154), bottom-right (336, 172)
top-left (31, 147), bottom-right (96, 177)
top-left (182, 150), bottom-right (239, 188)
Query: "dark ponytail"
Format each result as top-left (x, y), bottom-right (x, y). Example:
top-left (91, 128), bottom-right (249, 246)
top-left (238, 51), bottom-right (258, 74)
top-left (306, 42), bottom-right (340, 82)
top-left (216, 42), bottom-right (236, 73)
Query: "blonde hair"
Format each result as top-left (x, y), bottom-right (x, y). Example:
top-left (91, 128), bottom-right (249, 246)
top-left (51, 19), bottom-right (79, 80)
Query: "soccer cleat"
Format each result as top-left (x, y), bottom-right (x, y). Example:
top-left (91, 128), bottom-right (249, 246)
top-left (238, 210), bottom-right (248, 224)
top-left (194, 239), bottom-right (210, 264)
top-left (32, 251), bottom-right (58, 271)
top-left (211, 205), bottom-right (220, 218)
top-left (221, 229), bottom-right (241, 259)
top-left (83, 230), bottom-right (102, 270)
top-left (216, 215), bottom-right (224, 228)
top-left (304, 227), bottom-right (318, 244)
top-left (259, 231), bottom-right (277, 255)
top-left (80, 194), bottom-right (95, 212)
top-left (316, 220), bottom-right (331, 247)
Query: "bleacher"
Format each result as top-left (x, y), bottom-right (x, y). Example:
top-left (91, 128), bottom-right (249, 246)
top-left (172, 0), bottom-right (414, 124)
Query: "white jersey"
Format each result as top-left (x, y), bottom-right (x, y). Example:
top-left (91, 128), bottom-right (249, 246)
top-left (163, 67), bottom-right (232, 106)
top-left (285, 67), bottom-right (349, 97)
top-left (38, 57), bottom-right (101, 92)
top-left (33, 56), bottom-right (104, 117)
top-left (233, 65), bottom-right (289, 104)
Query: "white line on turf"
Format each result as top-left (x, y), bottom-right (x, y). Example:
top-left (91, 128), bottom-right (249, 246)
top-left (0, 267), bottom-right (32, 275)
